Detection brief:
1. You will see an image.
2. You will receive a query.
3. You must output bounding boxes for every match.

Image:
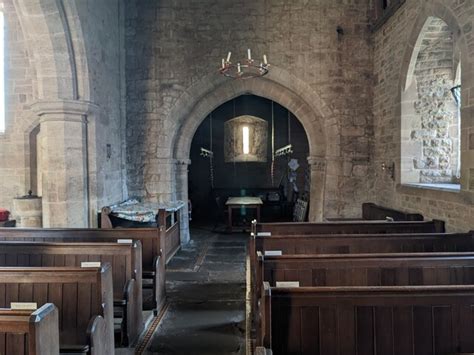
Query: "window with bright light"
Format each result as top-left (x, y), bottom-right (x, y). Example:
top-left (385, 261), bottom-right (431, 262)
top-left (242, 126), bottom-right (249, 154)
top-left (0, 10), bottom-right (4, 133)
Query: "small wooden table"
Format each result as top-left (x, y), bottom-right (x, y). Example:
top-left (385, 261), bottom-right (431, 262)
top-left (225, 197), bottom-right (263, 231)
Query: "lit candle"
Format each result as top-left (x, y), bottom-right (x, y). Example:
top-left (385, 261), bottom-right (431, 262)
top-left (247, 48), bottom-right (252, 60)
top-left (226, 52), bottom-right (232, 62)
top-left (263, 54), bottom-right (268, 65)
top-left (222, 58), bottom-right (225, 69)
top-left (237, 63), bottom-right (241, 73)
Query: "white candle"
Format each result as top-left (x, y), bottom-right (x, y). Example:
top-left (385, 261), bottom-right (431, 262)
top-left (222, 58), bottom-right (225, 68)
top-left (237, 63), bottom-right (241, 73)
top-left (247, 48), bottom-right (252, 60)
top-left (226, 52), bottom-right (232, 62)
top-left (263, 54), bottom-right (268, 65)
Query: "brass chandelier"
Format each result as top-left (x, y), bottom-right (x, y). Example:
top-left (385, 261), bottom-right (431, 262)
top-left (219, 49), bottom-right (269, 79)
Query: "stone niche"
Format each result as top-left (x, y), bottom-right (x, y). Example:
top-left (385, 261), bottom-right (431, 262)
top-left (223, 115), bottom-right (268, 163)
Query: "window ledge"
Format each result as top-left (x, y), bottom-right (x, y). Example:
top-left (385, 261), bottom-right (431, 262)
top-left (402, 183), bottom-right (461, 192)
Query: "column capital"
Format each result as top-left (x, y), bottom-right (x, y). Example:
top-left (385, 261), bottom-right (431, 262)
top-left (307, 156), bottom-right (326, 171)
top-left (30, 100), bottom-right (100, 123)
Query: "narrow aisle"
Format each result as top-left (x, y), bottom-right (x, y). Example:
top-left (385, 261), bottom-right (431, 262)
top-left (144, 227), bottom-right (247, 355)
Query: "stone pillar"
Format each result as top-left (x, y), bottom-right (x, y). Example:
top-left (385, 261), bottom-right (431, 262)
top-left (307, 156), bottom-right (327, 222)
top-left (31, 100), bottom-right (98, 227)
top-left (175, 159), bottom-right (191, 244)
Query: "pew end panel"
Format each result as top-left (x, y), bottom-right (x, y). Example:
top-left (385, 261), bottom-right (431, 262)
top-left (0, 303), bottom-right (60, 355)
top-left (87, 315), bottom-right (108, 355)
top-left (158, 208), bottom-right (181, 264)
top-left (259, 282), bottom-right (272, 350)
top-left (99, 264), bottom-right (115, 353)
top-left (154, 254), bottom-right (166, 314)
top-left (29, 303), bottom-right (60, 355)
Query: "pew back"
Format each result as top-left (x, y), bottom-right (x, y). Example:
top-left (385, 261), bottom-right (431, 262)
top-left (0, 303), bottom-right (59, 355)
top-left (260, 253), bottom-right (474, 287)
top-left (0, 266), bottom-right (114, 354)
top-left (262, 283), bottom-right (474, 355)
top-left (253, 219), bottom-right (445, 235)
top-left (0, 227), bottom-right (162, 273)
top-left (255, 232), bottom-right (474, 256)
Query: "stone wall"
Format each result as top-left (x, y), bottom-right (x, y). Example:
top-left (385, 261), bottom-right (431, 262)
top-left (71, 0), bottom-right (128, 223)
top-left (373, 0), bottom-right (474, 232)
top-left (125, 0), bottom-right (375, 219)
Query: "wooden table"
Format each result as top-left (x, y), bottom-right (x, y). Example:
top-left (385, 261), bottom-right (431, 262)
top-left (225, 197), bottom-right (263, 231)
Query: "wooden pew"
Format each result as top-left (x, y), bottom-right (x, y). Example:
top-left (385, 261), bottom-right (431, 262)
top-left (0, 227), bottom-right (165, 312)
top-left (254, 231), bottom-right (474, 256)
top-left (260, 282), bottom-right (474, 355)
top-left (252, 219), bottom-right (445, 236)
top-left (100, 207), bottom-right (181, 264)
top-left (255, 252), bottom-right (474, 306)
top-left (362, 202), bottom-right (424, 221)
top-left (326, 203), bottom-right (424, 221)
top-left (0, 265), bottom-right (114, 354)
top-left (0, 241), bottom-right (143, 346)
top-left (0, 303), bottom-right (59, 355)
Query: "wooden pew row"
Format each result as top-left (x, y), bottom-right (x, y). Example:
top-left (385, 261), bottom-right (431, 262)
top-left (0, 227), bottom-right (165, 312)
top-left (250, 231), bottom-right (474, 308)
top-left (0, 241), bottom-right (143, 346)
top-left (250, 231), bottom-right (474, 282)
top-left (361, 202), bottom-right (424, 221)
top-left (260, 283), bottom-right (474, 355)
top-left (255, 252), bottom-right (474, 310)
top-left (326, 202), bottom-right (424, 221)
top-left (252, 219), bottom-right (445, 235)
top-left (0, 303), bottom-right (59, 355)
top-left (100, 207), bottom-right (181, 264)
top-left (0, 265), bottom-right (114, 354)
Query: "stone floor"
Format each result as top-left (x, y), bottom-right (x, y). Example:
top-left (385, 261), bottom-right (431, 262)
top-left (143, 226), bottom-right (248, 355)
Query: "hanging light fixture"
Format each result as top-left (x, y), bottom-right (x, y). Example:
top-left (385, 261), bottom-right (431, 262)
top-left (224, 115), bottom-right (268, 162)
top-left (219, 49), bottom-right (269, 79)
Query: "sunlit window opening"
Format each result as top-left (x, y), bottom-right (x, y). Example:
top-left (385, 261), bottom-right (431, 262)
top-left (242, 126), bottom-right (249, 154)
top-left (0, 10), bottom-right (4, 133)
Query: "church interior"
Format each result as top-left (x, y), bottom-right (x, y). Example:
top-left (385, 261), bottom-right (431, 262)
top-left (0, 0), bottom-right (473, 354)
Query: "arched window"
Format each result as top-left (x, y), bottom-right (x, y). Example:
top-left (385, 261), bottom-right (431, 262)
top-left (0, 9), bottom-right (4, 133)
top-left (401, 17), bottom-right (461, 189)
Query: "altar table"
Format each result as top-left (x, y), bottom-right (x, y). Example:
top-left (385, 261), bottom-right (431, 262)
top-left (225, 197), bottom-right (263, 231)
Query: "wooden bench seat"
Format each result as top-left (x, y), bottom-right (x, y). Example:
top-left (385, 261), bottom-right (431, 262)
top-left (0, 227), bottom-right (165, 312)
top-left (260, 282), bottom-right (474, 355)
top-left (0, 266), bottom-right (114, 354)
top-left (0, 241), bottom-right (143, 346)
top-left (252, 219), bottom-right (445, 235)
top-left (0, 303), bottom-right (59, 355)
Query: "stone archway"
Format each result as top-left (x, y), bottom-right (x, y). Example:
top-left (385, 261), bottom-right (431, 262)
top-left (169, 67), bottom-right (333, 242)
